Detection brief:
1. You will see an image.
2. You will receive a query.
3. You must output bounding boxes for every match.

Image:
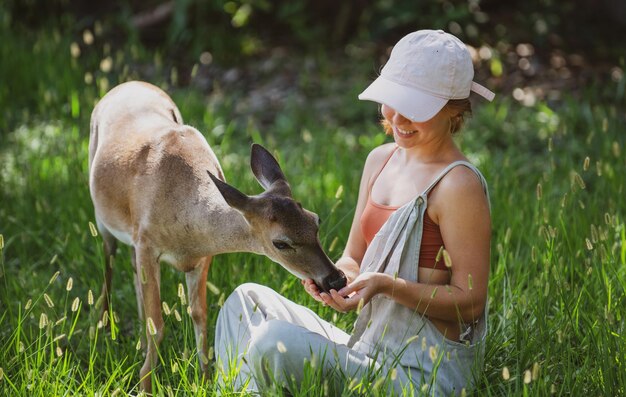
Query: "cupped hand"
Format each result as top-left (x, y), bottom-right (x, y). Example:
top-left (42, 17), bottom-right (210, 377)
top-left (318, 272), bottom-right (389, 313)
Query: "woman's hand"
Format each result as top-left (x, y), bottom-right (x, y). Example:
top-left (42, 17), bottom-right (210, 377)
top-left (319, 272), bottom-right (390, 313)
top-left (301, 278), bottom-right (324, 303)
top-left (302, 260), bottom-right (360, 304)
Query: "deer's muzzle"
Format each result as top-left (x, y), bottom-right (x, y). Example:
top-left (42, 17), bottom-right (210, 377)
top-left (320, 269), bottom-right (347, 293)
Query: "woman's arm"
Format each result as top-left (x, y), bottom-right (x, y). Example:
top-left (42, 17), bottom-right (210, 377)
top-left (322, 166), bottom-right (491, 323)
top-left (303, 144), bottom-right (396, 299)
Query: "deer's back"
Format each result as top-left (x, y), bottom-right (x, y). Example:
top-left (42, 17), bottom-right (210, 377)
top-left (89, 81), bottom-right (225, 252)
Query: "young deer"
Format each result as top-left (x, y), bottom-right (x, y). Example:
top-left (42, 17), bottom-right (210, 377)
top-left (88, 81), bottom-right (346, 392)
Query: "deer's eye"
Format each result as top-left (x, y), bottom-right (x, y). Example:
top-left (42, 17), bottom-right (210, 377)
top-left (272, 241), bottom-right (292, 250)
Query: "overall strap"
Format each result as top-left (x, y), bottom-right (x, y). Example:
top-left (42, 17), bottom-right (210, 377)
top-left (421, 161), bottom-right (490, 208)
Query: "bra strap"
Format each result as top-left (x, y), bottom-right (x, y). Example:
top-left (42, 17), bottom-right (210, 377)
top-left (368, 145), bottom-right (399, 193)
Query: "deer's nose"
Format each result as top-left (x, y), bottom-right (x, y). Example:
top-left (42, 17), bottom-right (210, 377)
top-left (321, 270), bottom-right (347, 292)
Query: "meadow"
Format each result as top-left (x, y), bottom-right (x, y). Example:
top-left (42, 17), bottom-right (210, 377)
top-left (1, 20), bottom-right (625, 396)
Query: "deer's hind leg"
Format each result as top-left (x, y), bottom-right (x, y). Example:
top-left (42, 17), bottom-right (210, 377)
top-left (97, 219), bottom-right (117, 322)
top-left (135, 242), bottom-right (164, 393)
top-left (131, 246), bottom-right (145, 322)
top-left (186, 255), bottom-right (212, 379)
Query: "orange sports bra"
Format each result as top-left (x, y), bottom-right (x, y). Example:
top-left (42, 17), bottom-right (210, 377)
top-left (360, 147), bottom-right (447, 270)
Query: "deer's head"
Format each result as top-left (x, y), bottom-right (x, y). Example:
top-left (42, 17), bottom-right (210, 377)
top-left (208, 144), bottom-right (347, 292)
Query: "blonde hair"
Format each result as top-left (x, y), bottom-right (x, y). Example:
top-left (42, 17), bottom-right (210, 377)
top-left (380, 98), bottom-right (472, 136)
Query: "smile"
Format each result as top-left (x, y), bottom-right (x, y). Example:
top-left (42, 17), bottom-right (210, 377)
top-left (396, 127), bottom-right (417, 136)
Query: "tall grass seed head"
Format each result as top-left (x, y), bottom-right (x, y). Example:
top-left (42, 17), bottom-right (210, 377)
top-left (329, 236), bottom-right (339, 252)
top-left (140, 266), bottom-right (147, 284)
top-left (532, 362), bottom-right (540, 380)
top-left (206, 280), bottom-right (221, 295)
top-left (429, 345), bottom-right (438, 362)
top-left (49, 270), bottom-right (60, 285)
top-left (178, 283), bottom-right (186, 304)
top-left (442, 249), bottom-right (452, 268)
top-left (100, 57), bottom-right (113, 73)
top-left (523, 369), bottom-right (532, 384)
top-left (71, 297), bottom-right (80, 312)
top-left (276, 341), bottom-right (287, 353)
top-left (536, 182), bottom-right (542, 200)
top-left (70, 42), bottom-right (80, 58)
top-left (39, 313), bottom-right (49, 329)
top-left (147, 317), bottom-right (157, 336)
top-left (356, 297), bottom-right (365, 314)
top-left (82, 30), bottom-right (94, 45)
top-left (44, 293), bottom-right (54, 308)
top-left (435, 245), bottom-right (444, 263)
top-left (572, 172), bottom-right (586, 190)
top-left (88, 222), bottom-right (98, 237)
top-left (612, 141), bottom-right (621, 157)
top-left (335, 185), bottom-right (344, 199)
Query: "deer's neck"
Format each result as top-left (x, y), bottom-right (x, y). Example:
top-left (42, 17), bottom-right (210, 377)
top-left (195, 203), bottom-right (265, 257)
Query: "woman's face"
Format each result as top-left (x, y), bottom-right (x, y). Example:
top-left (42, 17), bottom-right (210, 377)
top-left (381, 104), bottom-right (451, 148)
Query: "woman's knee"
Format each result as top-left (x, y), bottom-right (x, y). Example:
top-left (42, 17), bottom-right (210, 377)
top-left (220, 282), bottom-right (264, 312)
top-left (249, 320), bottom-right (289, 356)
top-left (232, 282), bottom-right (265, 298)
top-left (249, 320), bottom-right (306, 370)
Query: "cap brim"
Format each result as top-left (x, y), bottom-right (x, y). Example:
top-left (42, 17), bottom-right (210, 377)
top-left (358, 76), bottom-right (448, 122)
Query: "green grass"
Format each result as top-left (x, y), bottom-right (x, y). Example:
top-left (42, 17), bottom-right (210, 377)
top-left (1, 19), bottom-right (626, 396)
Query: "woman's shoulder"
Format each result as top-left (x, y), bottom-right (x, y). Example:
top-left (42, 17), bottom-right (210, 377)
top-left (436, 162), bottom-right (488, 202)
top-left (364, 143), bottom-right (396, 170)
top-left (429, 161), bottom-right (490, 225)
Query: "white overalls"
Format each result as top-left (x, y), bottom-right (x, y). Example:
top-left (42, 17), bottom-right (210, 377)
top-left (215, 161), bottom-right (490, 396)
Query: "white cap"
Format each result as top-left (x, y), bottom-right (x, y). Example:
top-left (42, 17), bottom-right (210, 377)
top-left (359, 29), bottom-right (495, 122)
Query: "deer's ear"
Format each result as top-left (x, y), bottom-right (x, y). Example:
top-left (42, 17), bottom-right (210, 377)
top-left (207, 171), bottom-right (251, 211)
top-left (250, 143), bottom-right (292, 196)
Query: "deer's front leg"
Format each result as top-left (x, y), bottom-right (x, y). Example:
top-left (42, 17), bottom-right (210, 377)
top-left (137, 243), bottom-right (164, 393)
top-left (186, 256), bottom-right (211, 378)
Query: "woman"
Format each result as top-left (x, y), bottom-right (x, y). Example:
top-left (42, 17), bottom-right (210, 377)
top-left (215, 29), bottom-right (494, 396)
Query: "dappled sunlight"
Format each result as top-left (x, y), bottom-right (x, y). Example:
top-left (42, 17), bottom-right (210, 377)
top-left (0, 121), bottom-right (87, 192)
